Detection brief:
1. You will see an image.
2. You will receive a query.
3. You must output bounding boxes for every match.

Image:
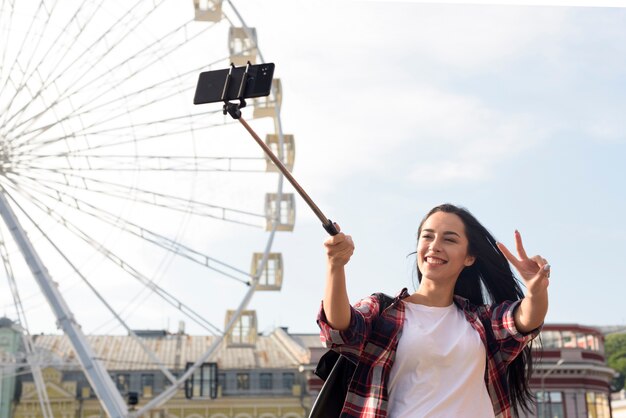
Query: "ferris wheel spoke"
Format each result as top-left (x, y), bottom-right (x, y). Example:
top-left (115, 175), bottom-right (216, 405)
top-left (12, 104), bottom-right (228, 154)
top-left (6, 172), bottom-right (259, 286)
top-left (0, 0), bottom-right (105, 130)
top-left (12, 168), bottom-right (267, 226)
top-left (6, 13), bottom-right (216, 141)
top-left (0, 0), bottom-right (17, 90)
top-left (0, 234), bottom-right (55, 418)
top-left (3, 184), bottom-right (225, 335)
top-left (11, 78), bottom-right (190, 150)
top-left (9, 48), bottom-right (224, 144)
top-left (0, 0), bottom-right (74, 127)
top-left (0, 233), bottom-right (28, 327)
top-left (1, 191), bottom-right (213, 386)
top-left (10, 71), bottom-right (227, 152)
top-left (0, 0), bottom-right (53, 121)
top-left (13, 115), bottom-right (236, 157)
top-left (15, 154), bottom-right (266, 173)
top-left (8, 173), bottom-right (254, 285)
top-left (2, 216), bottom-right (180, 385)
top-left (20, 109), bottom-right (218, 143)
top-left (2, 0), bottom-right (170, 135)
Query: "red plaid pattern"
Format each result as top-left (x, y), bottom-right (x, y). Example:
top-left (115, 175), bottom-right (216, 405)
top-left (317, 288), bottom-right (540, 418)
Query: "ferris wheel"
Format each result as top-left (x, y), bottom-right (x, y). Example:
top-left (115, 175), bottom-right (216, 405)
top-left (0, 0), bottom-right (295, 416)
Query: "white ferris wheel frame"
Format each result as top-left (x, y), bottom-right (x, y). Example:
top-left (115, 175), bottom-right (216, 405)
top-left (0, 0), bottom-right (289, 416)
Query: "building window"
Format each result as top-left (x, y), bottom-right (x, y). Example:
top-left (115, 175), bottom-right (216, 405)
top-left (540, 331), bottom-right (562, 349)
top-left (536, 391), bottom-right (564, 418)
top-left (200, 363), bottom-right (217, 397)
top-left (115, 374), bottom-right (130, 394)
top-left (586, 392), bottom-right (610, 418)
top-left (141, 374), bottom-right (154, 398)
top-left (260, 373), bottom-right (273, 390)
top-left (561, 331), bottom-right (576, 348)
top-left (539, 330), bottom-right (601, 352)
top-left (218, 372), bottom-right (226, 390)
top-left (282, 372), bottom-right (295, 390)
top-left (236, 373), bottom-right (250, 390)
top-left (185, 363), bottom-right (218, 399)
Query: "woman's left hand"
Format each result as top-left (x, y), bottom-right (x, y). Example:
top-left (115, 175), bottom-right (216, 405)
top-left (496, 230), bottom-right (550, 296)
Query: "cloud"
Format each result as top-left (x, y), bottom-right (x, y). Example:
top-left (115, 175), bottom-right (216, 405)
top-left (408, 160), bottom-right (490, 184)
top-left (240, 1), bottom-right (574, 193)
top-left (393, 85), bottom-right (549, 185)
top-left (583, 112), bottom-right (626, 143)
top-left (282, 77), bottom-right (549, 192)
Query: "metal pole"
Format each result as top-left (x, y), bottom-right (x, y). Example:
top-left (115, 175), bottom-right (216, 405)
top-left (237, 117), bottom-right (337, 235)
top-left (0, 190), bottom-right (128, 418)
top-left (540, 359), bottom-right (564, 418)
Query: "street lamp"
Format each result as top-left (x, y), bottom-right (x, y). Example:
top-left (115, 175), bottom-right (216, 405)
top-left (540, 359), bottom-right (565, 418)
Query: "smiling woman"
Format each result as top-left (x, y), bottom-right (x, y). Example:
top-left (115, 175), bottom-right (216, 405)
top-left (318, 203), bottom-right (550, 418)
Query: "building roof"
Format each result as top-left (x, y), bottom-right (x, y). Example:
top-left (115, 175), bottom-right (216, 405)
top-left (32, 329), bottom-right (310, 371)
top-left (597, 325), bottom-right (626, 335)
top-left (0, 317), bottom-right (15, 328)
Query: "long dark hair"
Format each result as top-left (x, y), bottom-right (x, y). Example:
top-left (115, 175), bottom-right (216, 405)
top-left (416, 203), bottom-right (535, 414)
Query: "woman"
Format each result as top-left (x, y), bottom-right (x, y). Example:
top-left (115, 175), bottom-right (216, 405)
top-left (318, 203), bottom-right (549, 418)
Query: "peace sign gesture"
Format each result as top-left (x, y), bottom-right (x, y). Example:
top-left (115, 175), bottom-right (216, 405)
top-left (496, 230), bottom-right (550, 296)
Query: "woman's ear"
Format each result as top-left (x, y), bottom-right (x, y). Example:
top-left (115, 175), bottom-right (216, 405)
top-left (464, 255), bottom-right (476, 267)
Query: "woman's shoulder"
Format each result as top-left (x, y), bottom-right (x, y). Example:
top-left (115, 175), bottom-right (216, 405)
top-left (352, 288), bottom-right (409, 318)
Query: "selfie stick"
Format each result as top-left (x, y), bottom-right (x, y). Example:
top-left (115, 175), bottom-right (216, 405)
top-left (221, 64), bottom-right (339, 236)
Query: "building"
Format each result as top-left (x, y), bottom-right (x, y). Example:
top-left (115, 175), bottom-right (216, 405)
top-left (515, 324), bottom-right (615, 418)
top-left (0, 318), bottom-right (22, 418)
top-left (0, 319), bottom-right (618, 417)
top-left (6, 324), bottom-right (309, 418)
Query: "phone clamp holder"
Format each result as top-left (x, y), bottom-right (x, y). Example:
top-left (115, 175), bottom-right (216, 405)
top-left (221, 62), bottom-right (251, 119)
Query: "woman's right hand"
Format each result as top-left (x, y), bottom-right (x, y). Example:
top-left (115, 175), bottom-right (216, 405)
top-left (323, 223), bottom-right (353, 331)
top-left (324, 224), bottom-right (355, 267)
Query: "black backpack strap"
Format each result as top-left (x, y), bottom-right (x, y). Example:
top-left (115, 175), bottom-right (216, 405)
top-left (371, 292), bottom-right (395, 313)
top-left (309, 353), bottom-right (356, 418)
top-left (310, 292), bottom-right (397, 418)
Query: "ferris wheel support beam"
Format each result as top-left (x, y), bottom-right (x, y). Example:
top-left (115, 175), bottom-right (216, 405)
top-left (0, 190), bottom-right (129, 418)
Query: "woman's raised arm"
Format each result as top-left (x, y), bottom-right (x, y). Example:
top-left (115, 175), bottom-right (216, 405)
top-left (497, 230), bottom-right (550, 334)
top-left (322, 224), bottom-right (355, 331)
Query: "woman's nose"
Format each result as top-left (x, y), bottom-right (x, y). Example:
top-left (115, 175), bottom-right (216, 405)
top-left (429, 238), bottom-right (442, 252)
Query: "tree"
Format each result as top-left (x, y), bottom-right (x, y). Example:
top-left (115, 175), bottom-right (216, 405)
top-left (605, 333), bottom-right (626, 392)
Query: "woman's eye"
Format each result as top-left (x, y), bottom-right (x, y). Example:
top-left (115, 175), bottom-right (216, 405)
top-left (445, 238), bottom-right (457, 243)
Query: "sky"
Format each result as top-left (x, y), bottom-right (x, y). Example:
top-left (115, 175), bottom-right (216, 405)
top-left (231, 0), bottom-right (626, 334)
top-left (1, 0), bottom-right (625, 338)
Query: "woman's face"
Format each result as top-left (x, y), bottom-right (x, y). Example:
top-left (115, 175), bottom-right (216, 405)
top-left (417, 211), bottom-right (475, 283)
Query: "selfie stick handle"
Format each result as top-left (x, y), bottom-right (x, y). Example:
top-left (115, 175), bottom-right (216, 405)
top-left (237, 117), bottom-right (338, 236)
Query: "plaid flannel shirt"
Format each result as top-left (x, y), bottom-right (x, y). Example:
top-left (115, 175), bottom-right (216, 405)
top-left (317, 288), bottom-right (541, 418)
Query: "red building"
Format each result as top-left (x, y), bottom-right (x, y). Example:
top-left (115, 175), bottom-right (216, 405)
top-left (519, 324), bottom-right (615, 418)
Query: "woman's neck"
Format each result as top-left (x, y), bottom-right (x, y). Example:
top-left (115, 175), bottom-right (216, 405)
top-left (408, 280), bottom-right (455, 307)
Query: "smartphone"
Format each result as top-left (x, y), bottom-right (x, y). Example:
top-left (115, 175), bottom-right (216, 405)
top-left (193, 63), bottom-right (275, 105)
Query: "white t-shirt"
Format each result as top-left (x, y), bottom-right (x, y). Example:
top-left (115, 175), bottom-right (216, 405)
top-left (387, 301), bottom-right (495, 418)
